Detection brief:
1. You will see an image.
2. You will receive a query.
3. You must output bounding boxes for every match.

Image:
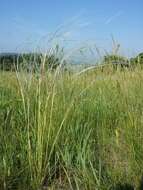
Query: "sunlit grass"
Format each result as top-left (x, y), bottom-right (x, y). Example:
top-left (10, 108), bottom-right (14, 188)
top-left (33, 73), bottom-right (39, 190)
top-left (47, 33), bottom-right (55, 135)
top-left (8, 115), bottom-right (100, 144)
top-left (0, 65), bottom-right (143, 189)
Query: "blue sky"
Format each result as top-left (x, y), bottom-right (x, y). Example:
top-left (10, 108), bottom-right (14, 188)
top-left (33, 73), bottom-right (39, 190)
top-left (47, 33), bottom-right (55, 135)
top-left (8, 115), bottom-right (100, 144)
top-left (0, 0), bottom-right (143, 55)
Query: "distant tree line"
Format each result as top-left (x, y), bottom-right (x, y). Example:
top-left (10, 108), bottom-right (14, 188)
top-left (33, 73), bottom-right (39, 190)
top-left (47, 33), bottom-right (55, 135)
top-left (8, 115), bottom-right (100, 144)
top-left (103, 53), bottom-right (143, 68)
top-left (0, 51), bottom-right (143, 72)
top-left (0, 49), bottom-right (65, 72)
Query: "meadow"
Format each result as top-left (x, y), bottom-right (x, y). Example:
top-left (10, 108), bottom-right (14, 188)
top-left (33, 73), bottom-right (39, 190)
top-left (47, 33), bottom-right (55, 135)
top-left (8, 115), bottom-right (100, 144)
top-left (0, 64), bottom-right (143, 189)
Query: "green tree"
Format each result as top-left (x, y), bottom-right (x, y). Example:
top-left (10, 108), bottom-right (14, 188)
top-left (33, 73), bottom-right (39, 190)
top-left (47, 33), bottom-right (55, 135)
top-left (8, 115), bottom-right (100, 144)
top-left (130, 53), bottom-right (143, 65)
top-left (104, 54), bottom-right (129, 65)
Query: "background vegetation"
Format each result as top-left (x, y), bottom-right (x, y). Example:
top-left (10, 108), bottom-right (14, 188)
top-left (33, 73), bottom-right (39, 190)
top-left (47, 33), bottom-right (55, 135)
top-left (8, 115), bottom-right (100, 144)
top-left (0, 51), bottom-right (143, 72)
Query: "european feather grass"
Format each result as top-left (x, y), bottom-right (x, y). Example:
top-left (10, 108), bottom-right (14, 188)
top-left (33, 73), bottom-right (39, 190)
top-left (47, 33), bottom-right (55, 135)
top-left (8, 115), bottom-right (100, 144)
top-left (0, 64), bottom-right (143, 189)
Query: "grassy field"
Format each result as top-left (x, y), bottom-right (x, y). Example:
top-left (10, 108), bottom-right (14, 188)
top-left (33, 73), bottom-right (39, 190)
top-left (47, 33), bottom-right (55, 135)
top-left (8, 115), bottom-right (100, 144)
top-left (0, 66), bottom-right (143, 189)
